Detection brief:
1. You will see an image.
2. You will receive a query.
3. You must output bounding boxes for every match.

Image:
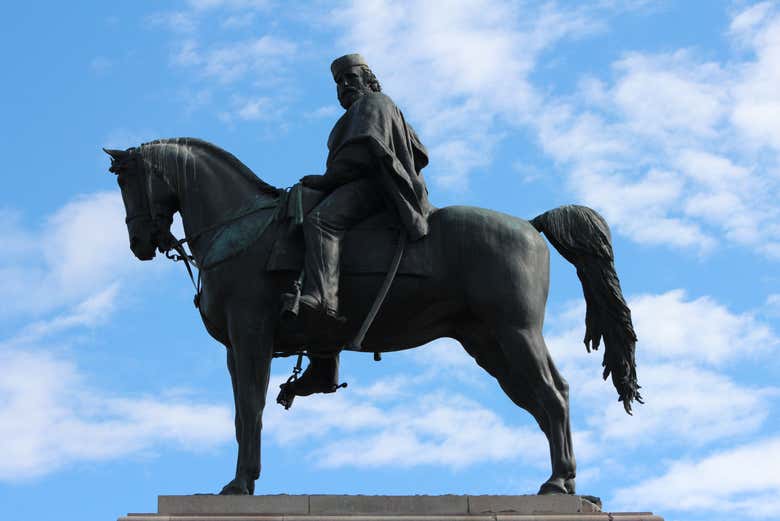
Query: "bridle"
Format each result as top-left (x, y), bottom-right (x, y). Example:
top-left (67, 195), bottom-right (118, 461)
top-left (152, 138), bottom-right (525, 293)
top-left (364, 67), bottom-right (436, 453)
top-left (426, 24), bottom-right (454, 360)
top-left (112, 147), bottom-right (283, 309)
top-left (108, 145), bottom-right (284, 311)
top-left (109, 148), bottom-right (202, 303)
top-left (138, 153), bottom-right (204, 303)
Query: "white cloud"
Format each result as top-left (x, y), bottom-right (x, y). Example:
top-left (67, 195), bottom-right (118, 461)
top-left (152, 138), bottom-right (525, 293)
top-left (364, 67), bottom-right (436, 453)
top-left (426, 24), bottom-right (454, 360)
top-left (44, 193), bottom-right (132, 299)
top-left (149, 0), bottom-right (270, 31)
top-left (613, 437), bottom-right (780, 518)
top-left (147, 11), bottom-right (199, 33)
top-left (0, 191), bottom-right (170, 319)
top-left (545, 290), bottom-right (779, 448)
top-left (0, 189), bottom-right (225, 482)
top-left (11, 284), bottom-right (120, 343)
top-left (219, 95), bottom-right (286, 124)
top-left (767, 293), bottom-right (780, 316)
top-left (611, 51), bottom-right (727, 141)
top-left (263, 371), bottom-right (546, 470)
top-left (186, 0), bottom-right (269, 10)
top-left (407, 337), bottom-right (478, 371)
top-left (331, 0), bottom-right (598, 189)
top-left (151, 1), bottom-right (780, 255)
top-left (305, 105), bottom-right (340, 119)
top-left (330, 0), bottom-right (780, 254)
top-left (357, 374), bottom-right (419, 401)
top-left (629, 290), bottom-right (778, 366)
top-left (404, 338), bottom-right (492, 389)
top-left (0, 346), bottom-right (232, 481)
top-left (0, 193), bottom-right (119, 316)
top-left (236, 97), bottom-right (273, 120)
top-left (566, 167), bottom-right (716, 252)
top-left (533, 4), bottom-right (780, 256)
top-left (594, 362), bottom-right (775, 446)
top-left (731, 4), bottom-right (780, 152)
top-left (0, 209), bottom-right (37, 259)
top-left (221, 12), bottom-right (256, 29)
top-left (730, 2), bottom-right (774, 41)
top-left (172, 36), bottom-right (296, 84)
top-left (312, 393), bottom-right (546, 470)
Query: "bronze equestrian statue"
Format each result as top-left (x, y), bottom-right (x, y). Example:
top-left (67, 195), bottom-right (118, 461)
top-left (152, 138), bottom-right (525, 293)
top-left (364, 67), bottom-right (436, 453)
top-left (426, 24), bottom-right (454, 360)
top-left (104, 54), bottom-right (641, 497)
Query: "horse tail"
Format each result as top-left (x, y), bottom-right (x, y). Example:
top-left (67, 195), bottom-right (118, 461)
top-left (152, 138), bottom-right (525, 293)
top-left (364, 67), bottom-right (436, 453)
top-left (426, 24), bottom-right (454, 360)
top-left (530, 205), bottom-right (642, 414)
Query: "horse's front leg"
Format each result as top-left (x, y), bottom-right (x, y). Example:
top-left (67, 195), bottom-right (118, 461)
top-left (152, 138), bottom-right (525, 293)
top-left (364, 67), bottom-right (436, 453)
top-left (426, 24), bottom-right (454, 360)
top-left (225, 347), bottom-right (242, 472)
top-left (220, 314), bottom-right (273, 495)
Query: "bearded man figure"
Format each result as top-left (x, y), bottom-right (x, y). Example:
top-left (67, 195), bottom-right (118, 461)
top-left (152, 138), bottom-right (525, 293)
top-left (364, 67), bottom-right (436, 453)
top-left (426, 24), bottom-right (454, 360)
top-left (281, 54), bottom-right (434, 398)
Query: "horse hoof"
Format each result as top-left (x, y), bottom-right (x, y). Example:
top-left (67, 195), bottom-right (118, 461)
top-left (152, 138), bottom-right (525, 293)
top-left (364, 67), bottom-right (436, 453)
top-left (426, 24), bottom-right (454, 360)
top-left (219, 479), bottom-right (250, 495)
top-left (538, 479), bottom-right (567, 495)
top-left (564, 477), bottom-right (576, 494)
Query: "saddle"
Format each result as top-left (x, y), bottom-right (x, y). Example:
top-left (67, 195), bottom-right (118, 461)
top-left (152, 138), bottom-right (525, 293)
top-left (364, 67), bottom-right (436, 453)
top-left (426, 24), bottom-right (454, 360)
top-left (266, 184), bottom-right (432, 276)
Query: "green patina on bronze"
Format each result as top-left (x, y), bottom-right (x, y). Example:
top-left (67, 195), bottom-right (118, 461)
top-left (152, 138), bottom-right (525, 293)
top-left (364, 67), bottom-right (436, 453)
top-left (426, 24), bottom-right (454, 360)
top-left (199, 196), bottom-right (280, 270)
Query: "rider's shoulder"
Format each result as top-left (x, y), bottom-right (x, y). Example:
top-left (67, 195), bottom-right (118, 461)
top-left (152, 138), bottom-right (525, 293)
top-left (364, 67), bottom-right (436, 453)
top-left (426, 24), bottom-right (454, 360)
top-left (354, 91), bottom-right (396, 111)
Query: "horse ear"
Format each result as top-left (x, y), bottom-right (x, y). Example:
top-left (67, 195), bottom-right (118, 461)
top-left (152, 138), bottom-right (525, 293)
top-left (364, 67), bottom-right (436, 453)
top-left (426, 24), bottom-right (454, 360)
top-left (103, 148), bottom-right (127, 160)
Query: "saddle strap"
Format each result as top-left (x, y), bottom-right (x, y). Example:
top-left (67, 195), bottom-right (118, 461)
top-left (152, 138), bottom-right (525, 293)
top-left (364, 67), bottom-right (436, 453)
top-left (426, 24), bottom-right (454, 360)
top-left (349, 230), bottom-right (407, 351)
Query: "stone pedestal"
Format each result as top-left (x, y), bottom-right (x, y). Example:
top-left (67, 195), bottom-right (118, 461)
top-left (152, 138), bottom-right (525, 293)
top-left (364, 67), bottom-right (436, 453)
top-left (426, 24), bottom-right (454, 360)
top-left (119, 495), bottom-right (663, 521)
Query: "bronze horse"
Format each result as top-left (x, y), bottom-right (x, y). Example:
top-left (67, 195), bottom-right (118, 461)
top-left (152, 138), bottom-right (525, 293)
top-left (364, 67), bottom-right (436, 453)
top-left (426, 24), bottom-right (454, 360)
top-left (105, 137), bottom-right (640, 496)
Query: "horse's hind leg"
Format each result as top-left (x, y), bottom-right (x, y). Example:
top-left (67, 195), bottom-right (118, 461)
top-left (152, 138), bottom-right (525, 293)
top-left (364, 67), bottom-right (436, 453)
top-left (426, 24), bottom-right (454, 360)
top-left (457, 322), bottom-right (576, 494)
top-left (456, 323), bottom-right (552, 438)
top-left (494, 325), bottom-right (576, 494)
top-left (547, 353), bottom-right (576, 494)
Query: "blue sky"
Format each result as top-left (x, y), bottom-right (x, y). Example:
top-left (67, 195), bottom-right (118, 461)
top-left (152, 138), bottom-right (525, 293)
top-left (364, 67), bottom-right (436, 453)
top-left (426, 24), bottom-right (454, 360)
top-left (1, 1), bottom-right (779, 520)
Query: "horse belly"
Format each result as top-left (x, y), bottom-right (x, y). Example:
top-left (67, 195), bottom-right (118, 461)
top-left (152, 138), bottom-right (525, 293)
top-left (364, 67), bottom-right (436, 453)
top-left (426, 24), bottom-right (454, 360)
top-left (339, 272), bottom-right (463, 351)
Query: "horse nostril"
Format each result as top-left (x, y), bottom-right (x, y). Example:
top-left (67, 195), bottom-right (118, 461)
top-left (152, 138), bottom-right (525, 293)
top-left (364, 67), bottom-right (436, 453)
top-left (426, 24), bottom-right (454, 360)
top-left (130, 236), bottom-right (140, 250)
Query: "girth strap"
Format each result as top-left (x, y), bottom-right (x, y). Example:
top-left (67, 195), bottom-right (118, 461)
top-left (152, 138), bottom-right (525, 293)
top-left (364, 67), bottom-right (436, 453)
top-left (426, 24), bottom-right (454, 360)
top-left (349, 230), bottom-right (407, 351)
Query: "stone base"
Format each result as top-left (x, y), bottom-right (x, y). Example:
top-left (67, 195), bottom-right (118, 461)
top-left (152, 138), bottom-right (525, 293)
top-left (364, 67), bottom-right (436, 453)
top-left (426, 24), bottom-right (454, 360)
top-left (119, 495), bottom-right (663, 521)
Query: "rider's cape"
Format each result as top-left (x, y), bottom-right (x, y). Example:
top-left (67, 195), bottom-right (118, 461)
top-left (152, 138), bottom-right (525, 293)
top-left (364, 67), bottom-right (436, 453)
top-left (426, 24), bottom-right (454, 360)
top-left (326, 92), bottom-right (434, 240)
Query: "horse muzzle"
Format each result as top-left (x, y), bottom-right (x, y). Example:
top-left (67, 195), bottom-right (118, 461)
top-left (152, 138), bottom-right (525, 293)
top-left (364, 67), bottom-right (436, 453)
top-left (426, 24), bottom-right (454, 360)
top-left (126, 214), bottom-right (160, 261)
top-left (130, 234), bottom-right (157, 260)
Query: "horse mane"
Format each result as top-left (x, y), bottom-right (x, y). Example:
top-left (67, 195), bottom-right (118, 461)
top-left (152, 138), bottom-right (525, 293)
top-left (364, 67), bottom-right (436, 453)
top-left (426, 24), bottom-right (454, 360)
top-left (140, 137), bottom-right (282, 197)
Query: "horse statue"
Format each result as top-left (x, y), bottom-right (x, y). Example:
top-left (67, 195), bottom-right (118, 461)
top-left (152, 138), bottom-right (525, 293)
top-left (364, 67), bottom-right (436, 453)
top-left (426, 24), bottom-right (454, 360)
top-left (104, 137), bottom-right (641, 496)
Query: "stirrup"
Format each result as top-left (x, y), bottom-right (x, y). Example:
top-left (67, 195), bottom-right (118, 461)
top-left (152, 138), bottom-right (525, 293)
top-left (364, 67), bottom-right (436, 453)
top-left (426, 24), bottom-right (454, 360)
top-left (276, 380), bottom-right (348, 410)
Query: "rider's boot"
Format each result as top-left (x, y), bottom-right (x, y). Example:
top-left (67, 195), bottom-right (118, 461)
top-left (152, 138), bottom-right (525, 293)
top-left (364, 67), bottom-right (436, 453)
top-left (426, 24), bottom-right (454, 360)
top-left (286, 353), bottom-right (341, 396)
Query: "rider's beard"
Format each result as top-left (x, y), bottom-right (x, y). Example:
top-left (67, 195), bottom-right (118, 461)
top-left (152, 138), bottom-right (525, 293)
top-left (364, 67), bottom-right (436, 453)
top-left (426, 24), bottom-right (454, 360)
top-left (339, 89), bottom-right (363, 109)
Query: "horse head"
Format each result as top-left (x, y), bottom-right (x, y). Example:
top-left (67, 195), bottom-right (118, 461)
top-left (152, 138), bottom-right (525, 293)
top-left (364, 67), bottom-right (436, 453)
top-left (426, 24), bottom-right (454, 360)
top-left (104, 147), bottom-right (178, 261)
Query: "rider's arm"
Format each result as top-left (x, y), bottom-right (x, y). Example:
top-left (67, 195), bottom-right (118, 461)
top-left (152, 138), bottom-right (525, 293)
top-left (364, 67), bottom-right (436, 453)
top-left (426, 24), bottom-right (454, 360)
top-left (302, 144), bottom-right (373, 191)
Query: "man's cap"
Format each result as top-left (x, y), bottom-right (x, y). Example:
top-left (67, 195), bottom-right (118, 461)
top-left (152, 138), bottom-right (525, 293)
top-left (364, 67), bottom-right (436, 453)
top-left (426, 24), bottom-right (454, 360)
top-left (331, 53), bottom-right (368, 80)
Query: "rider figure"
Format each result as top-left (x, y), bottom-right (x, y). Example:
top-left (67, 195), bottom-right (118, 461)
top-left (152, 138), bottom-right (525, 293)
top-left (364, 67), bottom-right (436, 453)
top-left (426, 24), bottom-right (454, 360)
top-left (284, 53), bottom-right (434, 397)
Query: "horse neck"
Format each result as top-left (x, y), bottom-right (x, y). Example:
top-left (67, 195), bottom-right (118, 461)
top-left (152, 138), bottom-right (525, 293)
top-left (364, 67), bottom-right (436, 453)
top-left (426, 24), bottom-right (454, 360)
top-left (165, 148), bottom-right (266, 257)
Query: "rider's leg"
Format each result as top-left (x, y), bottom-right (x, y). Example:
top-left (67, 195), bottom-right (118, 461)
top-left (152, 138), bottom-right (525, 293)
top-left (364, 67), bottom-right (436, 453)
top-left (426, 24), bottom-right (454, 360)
top-left (283, 179), bottom-right (383, 399)
top-left (301, 178), bottom-right (384, 316)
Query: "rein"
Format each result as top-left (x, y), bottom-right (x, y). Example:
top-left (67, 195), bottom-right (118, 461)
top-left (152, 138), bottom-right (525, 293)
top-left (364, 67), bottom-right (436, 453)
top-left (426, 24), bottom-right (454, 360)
top-left (180, 199), bottom-right (280, 248)
top-left (164, 238), bottom-right (202, 307)
top-left (160, 197), bottom-right (282, 309)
